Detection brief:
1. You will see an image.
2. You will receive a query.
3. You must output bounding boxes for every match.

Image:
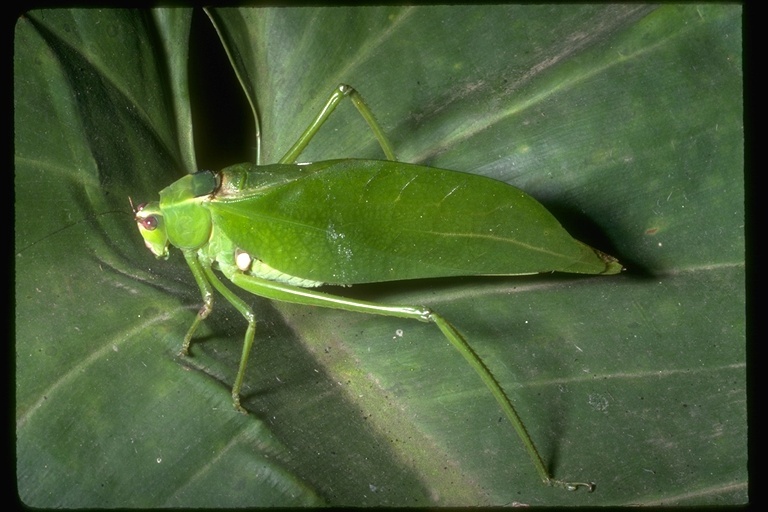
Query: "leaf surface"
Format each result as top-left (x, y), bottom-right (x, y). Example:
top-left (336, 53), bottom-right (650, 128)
top-left (16, 6), bottom-right (745, 506)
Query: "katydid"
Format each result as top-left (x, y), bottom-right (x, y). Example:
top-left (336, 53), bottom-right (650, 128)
top-left (133, 84), bottom-right (621, 492)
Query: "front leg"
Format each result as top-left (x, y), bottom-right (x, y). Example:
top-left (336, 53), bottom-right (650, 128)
top-left (182, 250), bottom-right (254, 414)
top-left (180, 250), bottom-right (216, 356)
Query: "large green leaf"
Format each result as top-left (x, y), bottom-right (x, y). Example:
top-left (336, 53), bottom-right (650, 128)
top-left (15, 6), bottom-right (745, 506)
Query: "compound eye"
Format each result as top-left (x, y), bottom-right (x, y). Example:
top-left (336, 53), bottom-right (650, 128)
top-left (139, 216), bottom-right (158, 231)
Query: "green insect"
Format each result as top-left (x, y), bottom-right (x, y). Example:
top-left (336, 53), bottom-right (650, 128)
top-left (133, 84), bottom-right (622, 492)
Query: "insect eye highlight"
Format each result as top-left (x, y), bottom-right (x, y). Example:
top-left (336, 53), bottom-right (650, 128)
top-left (140, 216), bottom-right (158, 231)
